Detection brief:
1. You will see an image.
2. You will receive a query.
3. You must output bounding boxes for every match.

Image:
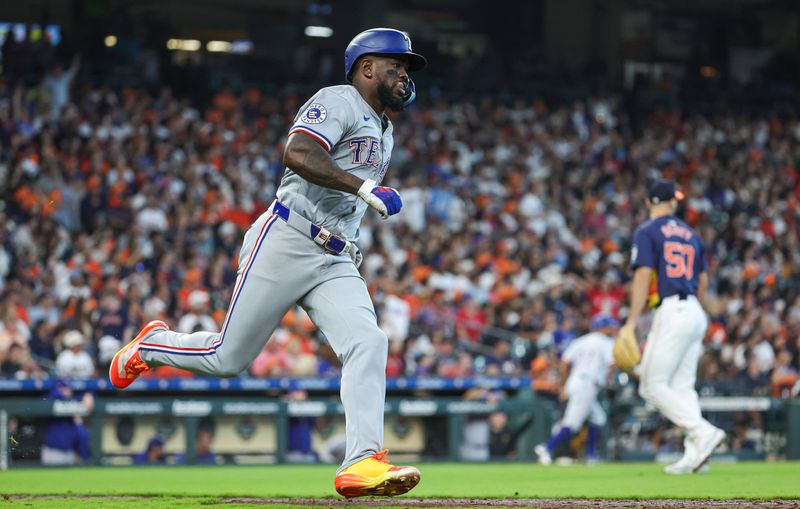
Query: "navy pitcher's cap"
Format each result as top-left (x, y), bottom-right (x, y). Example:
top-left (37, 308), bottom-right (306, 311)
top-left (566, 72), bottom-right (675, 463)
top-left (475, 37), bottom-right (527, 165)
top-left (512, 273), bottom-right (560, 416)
top-left (647, 179), bottom-right (685, 204)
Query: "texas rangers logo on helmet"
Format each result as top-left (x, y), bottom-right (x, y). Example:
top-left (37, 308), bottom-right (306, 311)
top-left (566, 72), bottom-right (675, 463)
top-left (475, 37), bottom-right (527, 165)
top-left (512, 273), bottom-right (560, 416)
top-left (301, 103), bottom-right (327, 124)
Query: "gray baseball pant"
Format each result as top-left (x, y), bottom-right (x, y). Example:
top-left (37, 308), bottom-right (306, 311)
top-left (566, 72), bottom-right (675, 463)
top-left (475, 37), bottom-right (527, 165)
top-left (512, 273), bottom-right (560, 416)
top-left (138, 209), bottom-right (388, 470)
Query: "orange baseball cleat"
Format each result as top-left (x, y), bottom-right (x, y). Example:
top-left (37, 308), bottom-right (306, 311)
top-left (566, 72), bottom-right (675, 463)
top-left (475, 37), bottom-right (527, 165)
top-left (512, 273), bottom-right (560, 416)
top-left (109, 320), bottom-right (169, 389)
top-left (334, 449), bottom-right (420, 498)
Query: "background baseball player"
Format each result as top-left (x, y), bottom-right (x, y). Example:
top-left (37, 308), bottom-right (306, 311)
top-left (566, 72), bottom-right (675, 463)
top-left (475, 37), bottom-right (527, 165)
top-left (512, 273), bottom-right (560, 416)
top-left (535, 315), bottom-right (618, 465)
top-left (615, 179), bottom-right (726, 474)
top-left (109, 28), bottom-right (426, 497)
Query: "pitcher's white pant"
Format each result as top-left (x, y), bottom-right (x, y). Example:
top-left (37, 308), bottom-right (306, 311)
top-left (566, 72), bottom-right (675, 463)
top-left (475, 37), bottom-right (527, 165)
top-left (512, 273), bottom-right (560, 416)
top-left (138, 210), bottom-right (388, 470)
top-left (638, 295), bottom-right (713, 438)
top-left (562, 377), bottom-right (606, 429)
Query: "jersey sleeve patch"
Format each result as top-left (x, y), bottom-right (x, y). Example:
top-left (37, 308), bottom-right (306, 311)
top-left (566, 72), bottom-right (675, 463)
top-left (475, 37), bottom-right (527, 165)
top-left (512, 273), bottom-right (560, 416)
top-left (300, 103), bottom-right (327, 124)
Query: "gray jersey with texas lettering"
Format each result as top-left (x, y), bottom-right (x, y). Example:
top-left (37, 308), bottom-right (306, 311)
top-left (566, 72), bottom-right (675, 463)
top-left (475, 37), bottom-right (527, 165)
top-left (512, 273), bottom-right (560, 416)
top-left (278, 85), bottom-right (394, 241)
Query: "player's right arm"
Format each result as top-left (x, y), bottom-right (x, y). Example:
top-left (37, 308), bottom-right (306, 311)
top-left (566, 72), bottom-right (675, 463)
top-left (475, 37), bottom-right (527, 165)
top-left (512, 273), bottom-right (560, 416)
top-left (624, 226), bottom-right (657, 329)
top-left (283, 134), bottom-right (402, 218)
top-left (283, 134), bottom-right (363, 194)
top-left (558, 359), bottom-right (571, 400)
top-left (284, 89), bottom-right (402, 218)
top-left (559, 343), bottom-right (577, 400)
top-left (626, 266), bottom-right (652, 327)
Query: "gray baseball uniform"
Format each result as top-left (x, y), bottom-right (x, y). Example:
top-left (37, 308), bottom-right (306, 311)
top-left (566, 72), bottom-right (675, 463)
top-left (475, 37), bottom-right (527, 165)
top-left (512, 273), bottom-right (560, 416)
top-left (138, 84), bottom-right (395, 470)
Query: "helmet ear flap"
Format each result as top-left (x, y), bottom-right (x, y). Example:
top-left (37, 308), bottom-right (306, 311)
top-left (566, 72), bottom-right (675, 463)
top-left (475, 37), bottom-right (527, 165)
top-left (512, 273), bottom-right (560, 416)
top-left (402, 78), bottom-right (417, 108)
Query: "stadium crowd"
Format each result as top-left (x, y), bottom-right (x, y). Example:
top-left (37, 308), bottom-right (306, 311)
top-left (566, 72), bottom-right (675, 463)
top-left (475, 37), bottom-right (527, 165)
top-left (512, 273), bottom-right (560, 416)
top-left (0, 72), bottom-right (799, 400)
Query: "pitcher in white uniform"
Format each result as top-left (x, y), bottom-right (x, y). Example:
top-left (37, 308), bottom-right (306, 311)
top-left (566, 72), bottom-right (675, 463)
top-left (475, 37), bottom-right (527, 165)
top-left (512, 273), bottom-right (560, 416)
top-left (535, 315), bottom-right (618, 465)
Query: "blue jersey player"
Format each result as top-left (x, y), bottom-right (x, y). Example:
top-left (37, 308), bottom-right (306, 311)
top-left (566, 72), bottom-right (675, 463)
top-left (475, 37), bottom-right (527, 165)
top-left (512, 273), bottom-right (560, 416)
top-left (621, 179), bottom-right (725, 474)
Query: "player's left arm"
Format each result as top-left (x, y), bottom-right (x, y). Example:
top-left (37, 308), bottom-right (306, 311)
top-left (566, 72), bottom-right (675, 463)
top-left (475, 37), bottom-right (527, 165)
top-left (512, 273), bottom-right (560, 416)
top-left (695, 238), bottom-right (709, 307)
top-left (697, 271), bottom-right (708, 307)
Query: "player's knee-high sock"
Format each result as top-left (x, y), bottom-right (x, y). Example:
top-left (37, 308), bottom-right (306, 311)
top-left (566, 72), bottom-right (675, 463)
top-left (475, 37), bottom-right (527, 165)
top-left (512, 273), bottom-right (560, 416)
top-left (546, 426), bottom-right (573, 452)
top-left (586, 424), bottom-right (601, 457)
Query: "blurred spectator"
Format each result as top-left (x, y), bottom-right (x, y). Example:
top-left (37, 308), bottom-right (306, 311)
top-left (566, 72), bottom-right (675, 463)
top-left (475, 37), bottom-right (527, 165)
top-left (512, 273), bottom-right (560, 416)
top-left (55, 330), bottom-right (95, 379)
top-left (1, 343), bottom-right (28, 377)
top-left (96, 335), bottom-right (122, 373)
top-left (530, 347), bottom-right (560, 399)
top-left (459, 387), bottom-right (505, 461)
top-left (585, 273), bottom-right (625, 319)
top-left (250, 308), bottom-right (317, 377)
top-left (0, 74), bottom-right (795, 399)
top-left (730, 419), bottom-right (758, 453)
top-left (41, 380), bottom-right (92, 466)
top-left (552, 317), bottom-right (578, 355)
top-left (380, 293), bottom-right (411, 343)
top-left (285, 385), bottom-right (318, 463)
top-left (771, 350), bottom-right (799, 398)
top-left (178, 290), bottom-right (218, 333)
top-left (28, 321), bottom-right (56, 366)
top-left (96, 293), bottom-right (130, 342)
top-left (483, 339), bottom-right (515, 375)
top-left (385, 340), bottom-right (405, 378)
top-left (28, 294), bottom-right (60, 327)
top-left (133, 437), bottom-right (166, 465)
top-left (488, 411), bottom-right (534, 459)
top-left (732, 355), bottom-right (771, 396)
top-left (176, 428), bottom-right (217, 465)
top-left (0, 306), bottom-right (30, 353)
top-left (193, 430), bottom-right (217, 464)
top-left (40, 55), bottom-right (80, 116)
top-left (455, 295), bottom-right (486, 343)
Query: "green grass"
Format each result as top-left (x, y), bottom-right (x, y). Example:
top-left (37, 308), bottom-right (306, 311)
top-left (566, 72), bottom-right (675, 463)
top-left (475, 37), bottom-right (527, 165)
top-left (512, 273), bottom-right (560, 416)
top-left (0, 462), bottom-right (798, 508)
top-left (0, 499), bottom-right (318, 509)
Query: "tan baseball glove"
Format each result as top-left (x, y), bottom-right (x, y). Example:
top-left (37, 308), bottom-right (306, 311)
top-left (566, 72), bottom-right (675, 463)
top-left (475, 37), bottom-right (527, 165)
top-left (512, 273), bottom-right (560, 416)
top-left (613, 324), bottom-right (641, 372)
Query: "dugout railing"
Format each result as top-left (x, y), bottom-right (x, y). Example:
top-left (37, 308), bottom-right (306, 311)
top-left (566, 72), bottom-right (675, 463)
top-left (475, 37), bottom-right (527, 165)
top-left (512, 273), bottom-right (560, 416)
top-left (1, 377), bottom-right (798, 468)
top-left (0, 394), bottom-right (556, 468)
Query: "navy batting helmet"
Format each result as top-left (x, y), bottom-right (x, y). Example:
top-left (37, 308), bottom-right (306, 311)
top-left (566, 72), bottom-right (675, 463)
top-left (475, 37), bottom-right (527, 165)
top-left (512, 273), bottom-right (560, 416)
top-left (591, 315), bottom-right (619, 330)
top-left (344, 28), bottom-right (427, 82)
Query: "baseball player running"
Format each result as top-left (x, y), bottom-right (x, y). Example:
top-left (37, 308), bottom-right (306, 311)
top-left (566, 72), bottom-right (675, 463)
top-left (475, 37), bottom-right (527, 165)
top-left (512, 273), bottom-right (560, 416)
top-left (110, 28), bottom-right (426, 497)
top-left (617, 179), bottom-right (725, 474)
top-left (535, 315), bottom-right (617, 465)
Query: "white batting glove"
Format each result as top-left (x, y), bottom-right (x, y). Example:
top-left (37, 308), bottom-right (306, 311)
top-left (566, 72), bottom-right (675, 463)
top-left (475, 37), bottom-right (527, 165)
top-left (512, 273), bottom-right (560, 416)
top-left (358, 179), bottom-right (403, 219)
top-left (349, 244), bottom-right (363, 268)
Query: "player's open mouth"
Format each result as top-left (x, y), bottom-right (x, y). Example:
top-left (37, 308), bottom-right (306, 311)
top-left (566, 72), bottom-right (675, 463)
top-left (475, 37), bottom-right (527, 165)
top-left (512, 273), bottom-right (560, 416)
top-left (395, 82), bottom-right (406, 95)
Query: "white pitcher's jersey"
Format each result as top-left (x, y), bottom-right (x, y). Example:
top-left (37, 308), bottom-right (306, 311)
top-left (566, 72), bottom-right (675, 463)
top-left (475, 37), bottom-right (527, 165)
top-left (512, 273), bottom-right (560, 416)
top-left (278, 85), bottom-right (394, 241)
top-left (563, 332), bottom-right (615, 388)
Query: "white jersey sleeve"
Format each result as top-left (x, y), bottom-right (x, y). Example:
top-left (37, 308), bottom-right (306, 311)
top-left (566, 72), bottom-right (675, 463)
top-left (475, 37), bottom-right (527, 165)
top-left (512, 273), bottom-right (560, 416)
top-left (564, 332), bottom-right (616, 387)
top-left (562, 340), bottom-right (580, 364)
top-left (288, 88), bottom-right (356, 152)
